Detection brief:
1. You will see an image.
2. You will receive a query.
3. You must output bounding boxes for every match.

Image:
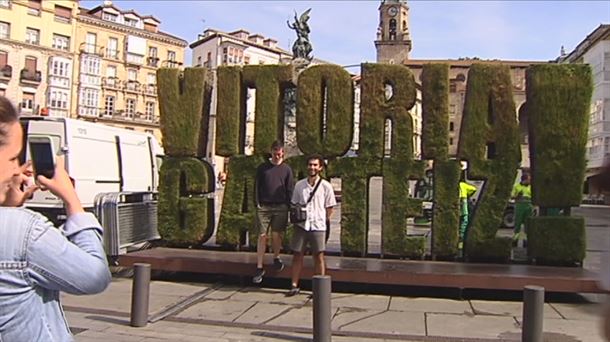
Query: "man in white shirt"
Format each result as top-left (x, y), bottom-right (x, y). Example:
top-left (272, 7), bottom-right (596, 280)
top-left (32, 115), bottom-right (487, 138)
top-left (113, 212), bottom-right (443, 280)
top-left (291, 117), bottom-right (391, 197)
top-left (287, 154), bottom-right (336, 296)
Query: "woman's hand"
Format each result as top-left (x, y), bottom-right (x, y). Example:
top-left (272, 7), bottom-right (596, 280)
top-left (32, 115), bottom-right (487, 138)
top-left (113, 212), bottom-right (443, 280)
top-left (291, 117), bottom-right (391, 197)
top-left (1, 161), bottom-right (38, 207)
top-left (36, 156), bottom-right (84, 215)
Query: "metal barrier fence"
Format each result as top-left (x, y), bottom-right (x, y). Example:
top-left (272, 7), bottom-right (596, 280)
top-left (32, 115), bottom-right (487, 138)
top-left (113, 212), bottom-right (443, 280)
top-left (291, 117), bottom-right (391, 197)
top-left (94, 191), bottom-right (159, 256)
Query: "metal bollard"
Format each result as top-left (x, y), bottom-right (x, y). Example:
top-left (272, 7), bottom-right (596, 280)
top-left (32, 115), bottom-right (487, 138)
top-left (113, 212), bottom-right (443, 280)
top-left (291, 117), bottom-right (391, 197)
top-left (313, 275), bottom-right (332, 342)
top-left (522, 285), bottom-right (544, 342)
top-left (130, 263), bottom-right (151, 327)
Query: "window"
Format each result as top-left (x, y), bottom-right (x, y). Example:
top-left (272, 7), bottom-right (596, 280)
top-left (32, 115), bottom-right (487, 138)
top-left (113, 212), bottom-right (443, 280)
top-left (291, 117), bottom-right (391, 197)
top-left (0, 22), bottom-right (9, 39)
top-left (25, 56), bottom-right (37, 72)
top-left (147, 46), bottom-right (158, 66)
top-left (127, 69), bottom-right (137, 81)
top-left (449, 121), bottom-right (454, 132)
top-left (449, 137), bottom-right (454, 146)
top-left (21, 92), bottom-right (34, 111)
top-left (102, 12), bottom-right (117, 22)
top-left (48, 90), bottom-right (68, 109)
top-left (85, 32), bottom-right (96, 53)
top-left (147, 73), bottom-right (155, 85)
top-left (0, 89), bottom-right (4, 97)
top-left (0, 51), bottom-right (7, 67)
top-left (51, 59), bottom-right (69, 77)
top-left (81, 56), bottom-right (100, 75)
top-left (145, 101), bottom-right (155, 121)
top-left (54, 5), bottom-right (71, 23)
top-left (126, 98), bottom-right (135, 117)
top-left (196, 56), bottom-right (201, 67)
top-left (0, 0), bottom-right (9, 9)
top-left (27, 0), bottom-right (41, 16)
top-left (167, 50), bottom-right (176, 61)
top-left (52, 34), bottom-right (70, 51)
top-left (104, 95), bottom-right (115, 116)
top-left (25, 28), bottom-right (39, 45)
top-left (107, 37), bottom-right (118, 59)
top-left (124, 18), bottom-right (138, 27)
top-left (106, 65), bottom-right (116, 78)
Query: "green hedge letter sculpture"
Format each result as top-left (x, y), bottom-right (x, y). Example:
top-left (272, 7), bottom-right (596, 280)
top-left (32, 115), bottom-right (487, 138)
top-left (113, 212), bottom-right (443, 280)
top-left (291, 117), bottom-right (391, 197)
top-left (157, 68), bottom-right (215, 245)
top-left (458, 64), bottom-right (521, 262)
top-left (421, 64), bottom-right (462, 259)
top-left (526, 64), bottom-right (592, 266)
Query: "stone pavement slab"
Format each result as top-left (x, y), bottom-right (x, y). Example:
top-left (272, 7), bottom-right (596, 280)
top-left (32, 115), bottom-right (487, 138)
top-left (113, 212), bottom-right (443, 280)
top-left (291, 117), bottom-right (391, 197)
top-left (62, 278), bottom-right (208, 314)
top-left (389, 296), bottom-right (473, 314)
top-left (176, 299), bottom-right (255, 322)
top-left (339, 310), bottom-right (426, 335)
top-left (332, 307), bottom-right (384, 331)
top-left (233, 302), bottom-right (290, 324)
top-left (470, 299), bottom-right (563, 319)
top-left (265, 306), bottom-right (338, 329)
top-left (230, 286), bottom-right (310, 305)
top-left (427, 313), bottom-right (521, 339)
top-left (518, 317), bottom-right (606, 342)
top-left (550, 302), bottom-right (604, 321)
top-left (331, 293), bottom-right (390, 311)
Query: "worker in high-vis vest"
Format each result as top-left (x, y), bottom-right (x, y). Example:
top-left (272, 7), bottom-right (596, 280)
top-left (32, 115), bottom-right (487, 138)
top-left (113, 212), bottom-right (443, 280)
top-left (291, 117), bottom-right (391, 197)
top-left (512, 173), bottom-right (533, 245)
top-left (459, 180), bottom-right (477, 249)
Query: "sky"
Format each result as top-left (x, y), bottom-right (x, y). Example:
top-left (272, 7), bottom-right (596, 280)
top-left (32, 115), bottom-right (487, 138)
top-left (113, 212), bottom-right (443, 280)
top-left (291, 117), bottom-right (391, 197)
top-left (85, 0), bottom-right (610, 68)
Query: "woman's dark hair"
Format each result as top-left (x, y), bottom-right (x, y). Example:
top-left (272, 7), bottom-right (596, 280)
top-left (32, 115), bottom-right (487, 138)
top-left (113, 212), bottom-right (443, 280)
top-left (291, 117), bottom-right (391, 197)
top-left (0, 96), bottom-right (18, 146)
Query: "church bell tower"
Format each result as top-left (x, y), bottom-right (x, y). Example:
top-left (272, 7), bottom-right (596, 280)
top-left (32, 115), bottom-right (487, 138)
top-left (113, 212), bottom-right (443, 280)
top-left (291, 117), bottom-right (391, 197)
top-left (374, 0), bottom-right (412, 63)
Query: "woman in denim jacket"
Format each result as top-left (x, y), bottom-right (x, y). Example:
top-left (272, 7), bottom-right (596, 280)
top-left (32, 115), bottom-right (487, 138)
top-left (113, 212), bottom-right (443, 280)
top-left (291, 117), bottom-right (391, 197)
top-left (0, 96), bottom-right (111, 341)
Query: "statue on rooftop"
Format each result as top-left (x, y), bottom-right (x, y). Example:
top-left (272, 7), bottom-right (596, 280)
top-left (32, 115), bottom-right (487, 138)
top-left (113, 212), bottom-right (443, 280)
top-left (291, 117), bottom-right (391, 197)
top-left (287, 8), bottom-right (313, 62)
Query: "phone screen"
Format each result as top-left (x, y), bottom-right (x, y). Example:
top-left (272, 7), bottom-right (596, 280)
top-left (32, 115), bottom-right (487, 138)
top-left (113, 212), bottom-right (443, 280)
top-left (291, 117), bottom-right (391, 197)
top-left (30, 141), bottom-right (55, 178)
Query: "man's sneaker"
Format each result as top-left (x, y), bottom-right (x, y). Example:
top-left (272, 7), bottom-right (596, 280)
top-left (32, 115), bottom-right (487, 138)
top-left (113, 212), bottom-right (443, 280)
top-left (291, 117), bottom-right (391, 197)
top-left (286, 285), bottom-right (300, 297)
top-left (252, 268), bottom-right (265, 284)
top-left (273, 257), bottom-right (285, 272)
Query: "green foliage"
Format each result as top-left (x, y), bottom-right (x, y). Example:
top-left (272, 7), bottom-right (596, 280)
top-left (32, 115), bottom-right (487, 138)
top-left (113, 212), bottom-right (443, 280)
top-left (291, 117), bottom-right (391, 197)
top-left (216, 66), bottom-right (244, 157)
top-left (243, 65), bottom-right (294, 154)
top-left (158, 157), bottom-right (215, 245)
top-left (358, 63), bottom-right (417, 158)
top-left (421, 63), bottom-right (450, 159)
top-left (431, 160), bottom-right (462, 258)
top-left (420, 64), bottom-right (461, 258)
top-left (458, 63), bottom-right (521, 261)
top-left (526, 64), bottom-right (592, 207)
top-left (528, 216), bottom-right (586, 266)
top-left (157, 68), bottom-right (210, 157)
top-left (328, 157), bottom-right (382, 256)
top-left (382, 158), bottom-right (425, 257)
top-left (467, 237), bottom-right (513, 263)
top-left (296, 65), bottom-right (354, 157)
top-left (216, 155), bottom-right (264, 248)
top-left (284, 155), bottom-right (312, 181)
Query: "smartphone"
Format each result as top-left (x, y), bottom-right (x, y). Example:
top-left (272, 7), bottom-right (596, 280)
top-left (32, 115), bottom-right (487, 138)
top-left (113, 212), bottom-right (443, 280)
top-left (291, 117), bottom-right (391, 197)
top-left (28, 136), bottom-right (56, 179)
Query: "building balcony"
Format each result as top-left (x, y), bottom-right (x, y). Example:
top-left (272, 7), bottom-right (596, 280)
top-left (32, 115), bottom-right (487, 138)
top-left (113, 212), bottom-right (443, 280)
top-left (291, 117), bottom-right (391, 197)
top-left (161, 60), bottom-right (182, 68)
top-left (20, 69), bottom-right (42, 84)
top-left (79, 43), bottom-right (104, 56)
top-left (106, 49), bottom-right (121, 60)
top-left (0, 65), bottom-right (12, 79)
top-left (100, 109), bottom-right (158, 125)
top-left (124, 80), bottom-right (140, 93)
top-left (125, 53), bottom-right (144, 65)
top-left (147, 57), bottom-right (159, 67)
top-left (102, 77), bottom-right (121, 90)
top-left (143, 84), bottom-right (157, 96)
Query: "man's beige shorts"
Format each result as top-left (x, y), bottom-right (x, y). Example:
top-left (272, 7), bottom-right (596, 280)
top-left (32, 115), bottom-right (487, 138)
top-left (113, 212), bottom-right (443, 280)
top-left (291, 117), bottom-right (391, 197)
top-left (256, 204), bottom-right (288, 235)
top-left (291, 226), bottom-right (325, 254)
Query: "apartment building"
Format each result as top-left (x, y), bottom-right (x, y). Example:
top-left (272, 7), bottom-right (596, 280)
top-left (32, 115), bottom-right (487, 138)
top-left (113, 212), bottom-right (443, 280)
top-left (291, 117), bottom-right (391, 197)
top-left (560, 24), bottom-right (610, 197)
top-left (74, 1), bottom-right (187, 139)
top-left (0, 0), bottom-right (78, 118)
top-left (190, 28), bottom-right (294, 170)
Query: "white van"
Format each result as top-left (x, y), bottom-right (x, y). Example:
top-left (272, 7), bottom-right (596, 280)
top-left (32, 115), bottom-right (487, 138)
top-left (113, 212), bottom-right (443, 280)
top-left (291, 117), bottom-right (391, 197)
top-left (20, 117), bottom-right (164, 225)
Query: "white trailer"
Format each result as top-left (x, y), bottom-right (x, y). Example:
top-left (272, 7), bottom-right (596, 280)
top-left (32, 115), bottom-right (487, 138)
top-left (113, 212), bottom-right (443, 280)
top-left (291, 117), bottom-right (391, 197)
top-left (20, 117), bottom-right (163, 255)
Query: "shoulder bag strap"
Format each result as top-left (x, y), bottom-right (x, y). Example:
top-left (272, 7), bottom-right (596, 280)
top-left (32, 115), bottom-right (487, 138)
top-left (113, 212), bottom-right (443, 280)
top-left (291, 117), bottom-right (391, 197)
top-left (305, 178), bottom-right (323, 204)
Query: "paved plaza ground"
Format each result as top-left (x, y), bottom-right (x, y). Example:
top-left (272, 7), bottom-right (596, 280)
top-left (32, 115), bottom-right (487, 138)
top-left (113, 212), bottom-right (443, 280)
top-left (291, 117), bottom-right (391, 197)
top-left (62, 276), bottom-right (608, 342)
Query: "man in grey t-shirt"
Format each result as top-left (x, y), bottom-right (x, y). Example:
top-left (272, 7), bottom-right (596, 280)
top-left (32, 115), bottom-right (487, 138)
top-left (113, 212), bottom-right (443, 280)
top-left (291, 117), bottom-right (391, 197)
top-left (287, 154), bottom-right (336, 296)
